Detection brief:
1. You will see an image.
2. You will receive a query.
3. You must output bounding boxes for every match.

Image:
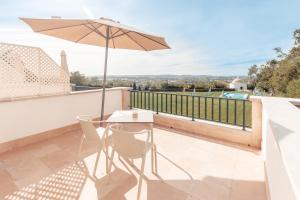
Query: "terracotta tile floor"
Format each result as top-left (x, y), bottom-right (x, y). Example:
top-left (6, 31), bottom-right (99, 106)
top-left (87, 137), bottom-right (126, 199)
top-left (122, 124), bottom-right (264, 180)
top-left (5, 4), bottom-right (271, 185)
top-left (0, 126), bottom-right (266, 200)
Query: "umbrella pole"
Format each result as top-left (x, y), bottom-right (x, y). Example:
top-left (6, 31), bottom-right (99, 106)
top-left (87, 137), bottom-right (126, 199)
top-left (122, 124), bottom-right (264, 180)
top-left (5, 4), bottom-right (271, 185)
top-left (100, 27), bottom-right (110, 121)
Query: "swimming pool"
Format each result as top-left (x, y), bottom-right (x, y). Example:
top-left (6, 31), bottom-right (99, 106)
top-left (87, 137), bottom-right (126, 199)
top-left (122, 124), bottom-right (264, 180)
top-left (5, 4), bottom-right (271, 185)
top-left (222, 92), bottom-right (249, 100)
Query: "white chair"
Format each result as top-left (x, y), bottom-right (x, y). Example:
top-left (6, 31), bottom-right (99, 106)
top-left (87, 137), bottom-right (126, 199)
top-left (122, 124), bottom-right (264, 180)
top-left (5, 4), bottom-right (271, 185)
top-left (77, 115), bottom-right (108, 176)
top-left (108, 124), bottom-right (156, 200)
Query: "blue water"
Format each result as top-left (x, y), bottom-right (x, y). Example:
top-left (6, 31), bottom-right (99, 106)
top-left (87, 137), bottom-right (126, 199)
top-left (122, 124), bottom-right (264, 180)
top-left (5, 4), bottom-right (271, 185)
top-left (222, 92), bottom-right (248, 100)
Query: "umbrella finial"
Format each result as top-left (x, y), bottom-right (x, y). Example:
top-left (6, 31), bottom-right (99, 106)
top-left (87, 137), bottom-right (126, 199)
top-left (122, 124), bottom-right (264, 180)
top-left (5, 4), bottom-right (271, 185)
top-left (100, 17), bottom-right (120, 23)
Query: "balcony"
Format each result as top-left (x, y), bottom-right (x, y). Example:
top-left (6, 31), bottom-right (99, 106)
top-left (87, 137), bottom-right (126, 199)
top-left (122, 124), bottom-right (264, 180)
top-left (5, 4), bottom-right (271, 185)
top-left (0, 87), bottom-right (299, 200)
top-left (0, 87), bottom-right (264, 200)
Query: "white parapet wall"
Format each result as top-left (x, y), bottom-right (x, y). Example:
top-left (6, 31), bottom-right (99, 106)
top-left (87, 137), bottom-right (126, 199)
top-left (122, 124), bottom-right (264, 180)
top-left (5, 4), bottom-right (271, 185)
top-left (251, 96), bottom-right (300, 200)
top-left (0, 87), bottom-right (130, 144)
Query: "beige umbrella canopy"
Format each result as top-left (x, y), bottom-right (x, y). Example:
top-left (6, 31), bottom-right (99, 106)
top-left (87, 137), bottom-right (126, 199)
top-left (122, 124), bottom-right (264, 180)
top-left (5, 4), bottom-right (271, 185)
top-left (20, 17), bottom-right (170, 119)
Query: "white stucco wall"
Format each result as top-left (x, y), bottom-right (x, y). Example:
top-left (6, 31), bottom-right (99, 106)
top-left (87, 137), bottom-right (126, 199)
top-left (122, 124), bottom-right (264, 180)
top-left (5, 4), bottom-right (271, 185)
top-left (255, 96), bottom-right (300, 200)
top-left (0, 87), bottom-right (128, 143)
top-left (229, 82), bottom-right (247, 90)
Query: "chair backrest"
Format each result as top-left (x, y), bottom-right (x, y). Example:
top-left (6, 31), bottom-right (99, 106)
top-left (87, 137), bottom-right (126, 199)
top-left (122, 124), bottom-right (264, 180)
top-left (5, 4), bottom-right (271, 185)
top-left (109, 124), bottom-right (150, 157)
top-left (77, 115), bottom-right (101, 142)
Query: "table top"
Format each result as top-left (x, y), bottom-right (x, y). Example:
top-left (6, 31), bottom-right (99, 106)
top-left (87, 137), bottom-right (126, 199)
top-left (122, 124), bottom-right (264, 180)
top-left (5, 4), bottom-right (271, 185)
top-left (107, 110), bottom-right (154, 123)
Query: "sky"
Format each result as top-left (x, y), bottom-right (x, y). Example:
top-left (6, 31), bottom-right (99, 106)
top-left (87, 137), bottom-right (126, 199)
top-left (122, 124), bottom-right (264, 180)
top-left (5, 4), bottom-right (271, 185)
top-left (1, 0), bottom-right (300, 76)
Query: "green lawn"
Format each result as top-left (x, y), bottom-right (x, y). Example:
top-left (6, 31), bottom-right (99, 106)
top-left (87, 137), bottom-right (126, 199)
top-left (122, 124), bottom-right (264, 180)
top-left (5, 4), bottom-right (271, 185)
top-left (130, 91), bottom-right (252, 129)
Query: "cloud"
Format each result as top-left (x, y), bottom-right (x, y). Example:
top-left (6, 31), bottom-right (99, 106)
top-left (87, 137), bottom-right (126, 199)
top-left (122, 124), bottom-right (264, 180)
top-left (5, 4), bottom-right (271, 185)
top-left (0, 21), bottom-right (219, 76)
top-left (1, 0), bottom-right (298, 76)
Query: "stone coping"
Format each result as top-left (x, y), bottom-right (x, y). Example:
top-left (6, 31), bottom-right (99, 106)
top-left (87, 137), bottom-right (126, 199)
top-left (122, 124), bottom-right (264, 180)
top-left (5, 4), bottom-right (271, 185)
top-left (0, 87), bottom-right (132, 103)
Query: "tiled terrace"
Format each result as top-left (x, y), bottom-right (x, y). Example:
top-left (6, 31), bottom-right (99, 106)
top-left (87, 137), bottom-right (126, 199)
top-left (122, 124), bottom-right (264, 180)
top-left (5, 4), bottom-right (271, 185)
top-left (0, 126), bottom-right (266, 200)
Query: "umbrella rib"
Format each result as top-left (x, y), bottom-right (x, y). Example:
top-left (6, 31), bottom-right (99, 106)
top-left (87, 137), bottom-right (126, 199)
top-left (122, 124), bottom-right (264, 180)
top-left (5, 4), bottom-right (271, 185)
top-left (111, 30), bottom-right (131, 39)
top-left (84, 24), bottom-right (106, 39)
top-left (120, 30), bottom-right (148, 51)
top-left (36, 21), bottom-right (94, 33)
top-left (135, 32), bottom-right (170, 49)
top-left (75, 24), bottom-right (104, 42)
top-left (109, 28), bottom-right (116, 48)
top-left (111, 29), bottom-right (121, 37)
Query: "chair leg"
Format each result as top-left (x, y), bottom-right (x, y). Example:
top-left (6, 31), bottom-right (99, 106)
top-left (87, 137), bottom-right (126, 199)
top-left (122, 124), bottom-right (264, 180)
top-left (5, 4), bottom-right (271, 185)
top-left (108, 148), bottom-right (115, 174)
top-left (137, 155), bottom-right (146, 200)
top-left (77, 136), bottom-right (84, 161)
top-left (93, 148), bottom-right (102, 177)
top-left (155, 145), bottom-right (158, 173)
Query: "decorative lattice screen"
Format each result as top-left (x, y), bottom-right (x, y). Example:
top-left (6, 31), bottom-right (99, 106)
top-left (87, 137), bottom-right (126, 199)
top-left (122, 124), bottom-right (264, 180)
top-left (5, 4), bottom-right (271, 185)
top-left (0, 43), bottom-right (70, 100)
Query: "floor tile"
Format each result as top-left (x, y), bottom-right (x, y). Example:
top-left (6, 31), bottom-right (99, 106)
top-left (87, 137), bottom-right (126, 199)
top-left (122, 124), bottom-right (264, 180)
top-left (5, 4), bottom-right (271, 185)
top-left (0, 126), bottom-right (266, 200)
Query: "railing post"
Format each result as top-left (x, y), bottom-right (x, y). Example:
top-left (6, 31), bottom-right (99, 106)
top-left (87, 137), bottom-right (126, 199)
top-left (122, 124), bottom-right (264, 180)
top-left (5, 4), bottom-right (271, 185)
top-left (180, 95), bottom-right (183, 116)
top-left (204, 97), bottom-right (207, 120)
top-left (144, 91), bottom-right (146, 109)
top-left (129, 90), bottom-right (132, 109)
top-left (170, 94), bottom-right (173, 114)
top-left (198, 96), bottom-right (200, 119)
top-left (133, 91), bottom-right (136, 108)
top-left (175, 94), bottom-right (178, 115)
top-left (141, 91), bottom-right (143, 109)
top-left (156, 93), bottom-right (158, 114)
top-left (161, 93), bottom-right (163, 112)
top-left (226, 99), bottom-right (229, 123)
top-left (139, 91), bottom-right (141, 108)
top-left (212, 97), bottom-right (214, 121)
top-left (219, 98), bottom-right (221, 122)
top-left (186, 96), bottom-right (188, 116)
top-left (166, 94), bottom-right (168, 113)
top-left (242, 100), bottom-right (246, 130)
top-left (152, 92), bottom-right (154, 111)
top-left (148, 92), bottom-right (151, 110)
top-left (234, 99), bottom-right (237, 125)
top-left (192, 96), bottom-right (195, 121)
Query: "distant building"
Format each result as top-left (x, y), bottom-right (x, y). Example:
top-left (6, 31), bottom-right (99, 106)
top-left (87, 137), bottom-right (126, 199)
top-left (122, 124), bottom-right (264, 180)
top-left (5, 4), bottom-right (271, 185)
top-left (229, 77), bottom-right (248, 91)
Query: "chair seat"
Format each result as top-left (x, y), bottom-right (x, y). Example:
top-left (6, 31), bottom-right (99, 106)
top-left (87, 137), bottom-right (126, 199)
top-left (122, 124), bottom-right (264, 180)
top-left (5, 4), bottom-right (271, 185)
top-left (115, 139), bottom-right (152, 159)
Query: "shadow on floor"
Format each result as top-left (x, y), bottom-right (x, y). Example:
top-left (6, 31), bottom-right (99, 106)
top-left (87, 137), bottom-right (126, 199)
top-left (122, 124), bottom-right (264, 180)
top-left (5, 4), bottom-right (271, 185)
top-left (95, 168), bottom-right (137, 200)
top-left (2, 156), bottom-right (266, 200)
top-left (147, 177), bottom-right (266, 200)
top-left (3, 159), bottom-right (138, 200)
top-left (146, 150), bottom-right (266, 200)
top-left (4, 161), bottom-right (88, 200)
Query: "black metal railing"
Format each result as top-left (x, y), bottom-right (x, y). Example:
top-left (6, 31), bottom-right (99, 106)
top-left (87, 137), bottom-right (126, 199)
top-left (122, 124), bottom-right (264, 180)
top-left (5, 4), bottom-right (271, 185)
top-left (129, 90), bottom-right (252, 130)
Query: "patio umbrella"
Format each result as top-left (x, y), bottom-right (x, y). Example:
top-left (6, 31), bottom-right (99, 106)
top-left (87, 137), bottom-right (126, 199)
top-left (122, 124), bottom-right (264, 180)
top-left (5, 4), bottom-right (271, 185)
top-left (20, 17), bottom-right (170, 120)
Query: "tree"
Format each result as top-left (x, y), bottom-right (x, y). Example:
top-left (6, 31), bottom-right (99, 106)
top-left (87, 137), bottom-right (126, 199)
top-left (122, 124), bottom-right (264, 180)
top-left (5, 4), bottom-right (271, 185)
top-left (70, 71), bottom-right (87, 86)
top-left (255, 60), bottom-right (277, 94)
top-left (247, 82), bottom-right (255, 91)
top-left (161, 82), bottom-right (169, 90)
top-left (195, 81), bottom-right (209, 89)
top-left (271, 61), bottom-right (300, 95)
top-left (249, 29), bottom-right (300, 97)
top-left (287, 79), bottom-right (300, 98)
top-left (88, 76), bottom-right (101, 86)
top-left (248, 65), bottom-right (258, 78)
top-left (273, 47), bottom-right (287, 59)
top-left (132, 82), bottom-right (137, 90)
top-left (293, 29), bottom-right (300, 46)
top-left (212, 80), bottom-right (228, 89)
top-left (248, 65), bottom-right (258, 90)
